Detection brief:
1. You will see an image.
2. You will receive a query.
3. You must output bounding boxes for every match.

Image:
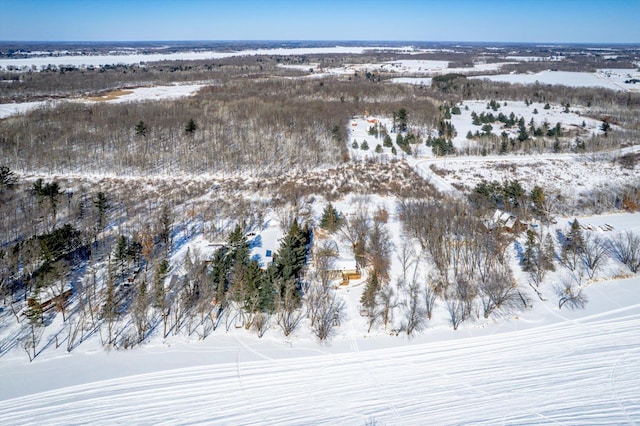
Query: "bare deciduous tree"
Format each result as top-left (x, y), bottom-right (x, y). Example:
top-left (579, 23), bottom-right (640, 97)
top-left (608, 231), bottom-right (640, 273)
top-left (101, 276), bottom-right (119, 347)
top-left (132, 280), bottom-right (149, 343)
top-left (339, 206), bottom-right (370, 269)
top-left (313, 241), bottom-right (338, 293)
top-left (312, 291), bottom-right (345, 341)
top-left (479, 266), bottom-right (516, 318)
top-left (276, 279), bottom-right (305, 337)
top-left (251, 312), bottom-right (270, 338)
top-left (403, 278), bottom-right (426, 335)
top-left (445, 297), bottom-right (464, 330)
top-left (368, 221), bottom-right (393, 283)
top-left (557, 275), bottom-right (588, 310)
top-left (397, 241), bottom-right (417, 283)
top-left (580, 233), bottom-right (608, 278)
top-left (378, 284), bottom-right (398, 330)
top-left (21, 300), bottom-right (43, 362)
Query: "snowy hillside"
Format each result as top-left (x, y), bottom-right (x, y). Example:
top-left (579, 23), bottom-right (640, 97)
top-left (1, 198), bottom-right (639, 424)
top-left (1, 274), bottom-right (639, 425)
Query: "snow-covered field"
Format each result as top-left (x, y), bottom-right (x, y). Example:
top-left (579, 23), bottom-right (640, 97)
top-left (448, 99), bottom-right (605, 147)
top-left (504, 55), bottom-right (566, 62)
top-left (347, 98), bottom-right (609, 160)
top-left (393, 69), bottom-right (640, 92)
top-left (82, 83), bottom-right (205, 104)
top-left (296, 59), bottom-right (510, 80)
top-left (1, 271), bottom-right (639, 424)
top-left (471, 69), bottom-right (640, 92)
top-left (0, 46), bottom-right (415, 70)
top-left (417, 152), bottom-right (638, 197)
top-left (0, 100), bottom-right (49, 119)
top-left (0, 83), bottom-right (205, 118)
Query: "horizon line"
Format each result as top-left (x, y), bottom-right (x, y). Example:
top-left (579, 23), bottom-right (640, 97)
top-left (1, 39), bottom-right (640, 46)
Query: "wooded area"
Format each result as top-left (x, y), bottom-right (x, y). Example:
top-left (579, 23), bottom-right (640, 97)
top-left (1, 45), bottom-right (639, 361)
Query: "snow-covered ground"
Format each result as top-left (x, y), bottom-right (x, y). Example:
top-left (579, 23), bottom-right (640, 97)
top-left (390, 67), bottom-right (640, 93)
top-left (448, 99), bottom-right (604, 147)
top-left (0, 83), bottom-right (206, 119)
top-left (81, 83), bottom-right (205, 104)
top-left (1, 273), bottom-right (638, 424)
top-left (2, 46), bottom-right (640, 424)
top-left (417, 151), bottom-right (639, 197)
top-left (298, 59), bottom-right (511, 80)
top-left (504, 55), bottom-right (565, 62)
top-left (0, 46), bottom-right (415, 71)
top-left (1, 177), bottom-right (639, 424)
top-left (348, 99), bottom-right (608, 159)
top-left (0, 100), bottom-right (50, 119)
top-left (471, 69), bottom-right (640, 92)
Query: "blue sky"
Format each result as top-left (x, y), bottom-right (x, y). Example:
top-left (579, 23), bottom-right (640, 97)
top-left (1, 0), bottom-right (638, 43)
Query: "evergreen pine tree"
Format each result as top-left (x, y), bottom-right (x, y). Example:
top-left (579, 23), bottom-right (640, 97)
top-left (522, 230), bottom-right (537, 272)
top-left (320, 203), bottom-right (341, 233)
top-left (518, 122), bottom-right (529, 142)
top-left (543, 233), bottom-right (556, 271)
top-left (360, 272), bottom-right (380, 314)
top-left (185, 118), bottom-right (197, 135)
top-left (530, 185), bottom-right (545, 218)
top-left (242, 259), bottom-right (264, 311)
top-left (274, 220), bottom-right (308, 282)
top-left (115, 234), bottom-right (128, 280)
top-left (396, 108), bottom-right (408, 132)
top-left (0, 166), bottom-right (17, 192)
top-left (94, 191), bottom-right (109, 231)
top-left (471, 111), bottom-right (480, 125)
top-left (135, 121), bottom-right (148, 137)
top-left (562, 219), bottom-right (584, 270)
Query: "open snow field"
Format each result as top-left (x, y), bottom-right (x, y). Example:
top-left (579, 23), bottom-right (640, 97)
top-left (0, 83), bottom-right (205, 118)
top-left (0, 46), bottom-right (415, 71)
top-left (417, 151), bottom-right (639, 196)
top-left (1, 274), bottom-right (639, 425)
top-left (81, 83), bottom-right (205, 104)
top-left (0, 100), bottom-right (49, 119)
top-left (471, 69), bottom-right (640, 92)
top-left (390, 68), bottom-right (640, 93)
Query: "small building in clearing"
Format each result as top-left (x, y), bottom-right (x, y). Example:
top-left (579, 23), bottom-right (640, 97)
top-left (486, 209), bottom-right (527, 233)
top-left (331, 258), bottom-right (361, 285)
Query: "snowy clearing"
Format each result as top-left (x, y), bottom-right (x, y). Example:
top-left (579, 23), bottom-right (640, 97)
top-left (81, 83), bottom-right (205, 104)
top-left (471, 69), bottom-right (640, 92)
top-left (392, 69), bottom-right (640, 93)
top-left (304, 59), bottom-right (510, 80)
top-left (0, 84), bottom-right (206, 119)
top-left (418, 153), bottom-right (637, 196)
top-left (0, 100), bottom-right (49, 119)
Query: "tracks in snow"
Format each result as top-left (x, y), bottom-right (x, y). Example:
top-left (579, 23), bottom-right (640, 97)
top-left (2, 304), bottom-right (639, 425)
